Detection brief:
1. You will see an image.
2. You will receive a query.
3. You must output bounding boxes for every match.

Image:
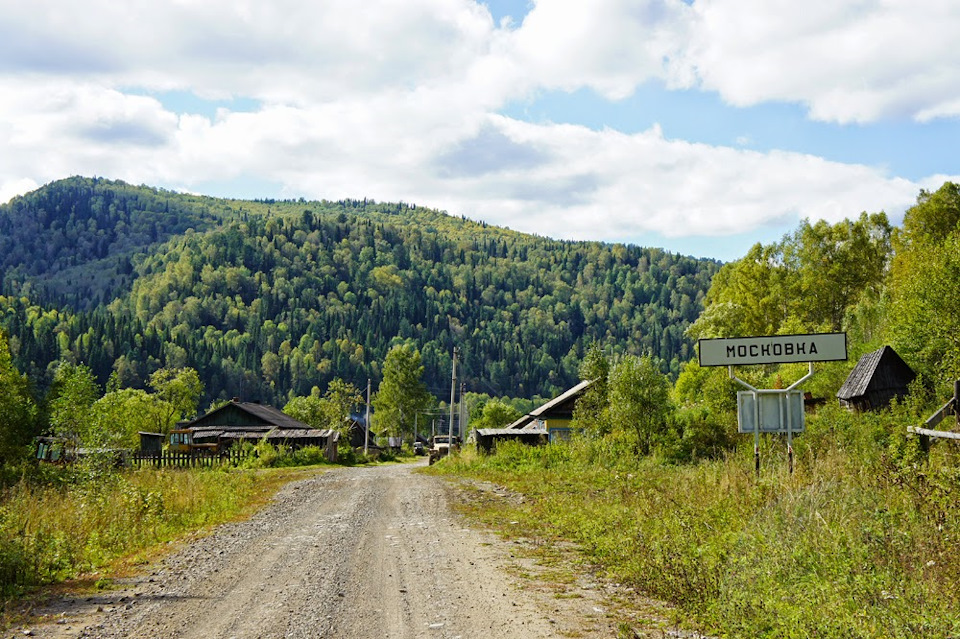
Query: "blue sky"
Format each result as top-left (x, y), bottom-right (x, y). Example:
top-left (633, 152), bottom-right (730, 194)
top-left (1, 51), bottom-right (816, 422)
top-left (2, 0), bottom-right (959, 261)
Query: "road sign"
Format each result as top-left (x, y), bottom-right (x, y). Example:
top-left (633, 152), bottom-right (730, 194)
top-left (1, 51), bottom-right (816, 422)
top-left (698, 332), bottom-right (847, 367)
top-left (737, 390), bottom-right (805, 434)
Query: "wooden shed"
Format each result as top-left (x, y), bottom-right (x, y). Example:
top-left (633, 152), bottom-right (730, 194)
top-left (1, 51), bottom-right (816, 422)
top-left (138, 431), bottom-right (165, 455)
top-left (836, 345), bottom-right (916, 412)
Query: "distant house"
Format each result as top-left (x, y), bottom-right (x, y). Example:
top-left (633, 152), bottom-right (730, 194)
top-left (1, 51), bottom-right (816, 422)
top-left (507, 380), bottom-right (592, 442)
top-left (837, 346), bottom-right (916, 412)
top-left (182, 399), bottom-right (339, 461)
top-left (346, 416), bottom-right (379, 450)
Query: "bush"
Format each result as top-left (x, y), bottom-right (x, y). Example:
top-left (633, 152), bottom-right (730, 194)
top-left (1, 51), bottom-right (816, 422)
top-left (666, 406), bottom-right (737, 462)
top-left (335, 444), bottom-right (361, 466)
top-left (291, 446), bottom-right (327, 466)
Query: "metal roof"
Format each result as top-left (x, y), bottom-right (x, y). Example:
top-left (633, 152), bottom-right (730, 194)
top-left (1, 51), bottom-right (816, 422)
top-left (507, 379), bottom-right (593, 429)
top-left (269, 428), bottom-right (338, 439)
top-left (185, 401), bottom-right (312, 430)
top-left (476, 428), bottom-right (547, 436)
top-left (217, 428), bottom-right (336, 440)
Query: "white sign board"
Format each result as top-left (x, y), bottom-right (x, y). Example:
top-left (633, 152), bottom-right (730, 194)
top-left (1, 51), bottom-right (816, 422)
top-left (737, 391), bottom-right (805, 434)
top-left (698, 332), bottom-right (847, 367)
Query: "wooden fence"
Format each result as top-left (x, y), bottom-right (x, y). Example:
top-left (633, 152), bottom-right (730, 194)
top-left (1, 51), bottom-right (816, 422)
top-left (131, 448), bottom-right (249, 469)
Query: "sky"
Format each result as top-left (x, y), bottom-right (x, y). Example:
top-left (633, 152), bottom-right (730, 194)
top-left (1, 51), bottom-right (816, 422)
top-left (1, 1), bottom-right (959, 262)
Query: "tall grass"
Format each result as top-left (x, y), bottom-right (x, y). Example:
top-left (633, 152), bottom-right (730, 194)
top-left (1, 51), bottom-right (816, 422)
top-left (0, 465), bottom-right (290, 598)
top-left (433, 405), bottom-right (960, 637)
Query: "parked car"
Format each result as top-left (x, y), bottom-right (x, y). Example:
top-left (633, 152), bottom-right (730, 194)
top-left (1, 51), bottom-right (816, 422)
top-left (428, 435), bottom-right (460, 465)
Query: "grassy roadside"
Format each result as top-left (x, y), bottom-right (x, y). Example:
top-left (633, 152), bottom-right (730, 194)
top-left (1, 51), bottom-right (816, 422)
top-left (0, 463), bottom-right (325, 626)
top-left (427, 414), bottom-right (960, 638)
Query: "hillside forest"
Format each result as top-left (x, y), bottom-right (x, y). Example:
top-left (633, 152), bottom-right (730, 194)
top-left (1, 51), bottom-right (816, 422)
top-left (0, 177), bottom-right (718, 410)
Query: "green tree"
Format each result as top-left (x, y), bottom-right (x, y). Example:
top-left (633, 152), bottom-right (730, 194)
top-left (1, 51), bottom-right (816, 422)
top-left (784, 212), bottom-right (892, 331)
top-left (608, 355), bottom-right (671, 455)
top-left (284, 392), bottom-right (328, 429)
top-left (372, 344), bottom-right (433, 439)
top-left (47, 361), bottom-right (101, 444)
top-left (0, 330), bottom-right (37, 466)
top-left (89, 389), bottom-right (162, 449)
top-left (285, 379), bottom-right (363, 436)
top-left (888, 183), bottom-right (960, 388)
top-left (148, 367), bottom-right (203, 433)
top-left (686, 242), bottom-right (791, 339)
top-left (472, 399), bottom-right (522, 430)
top-left (689, 213), bottom-right (892, 340)
top-left (571, 342), bottom-right (610, 435)
top-left (897, 182), bottom-right (960, 242)
top-left (323, 378), bottom-right (363, 436)
top-left (673, 359), bottom-right (738, 415)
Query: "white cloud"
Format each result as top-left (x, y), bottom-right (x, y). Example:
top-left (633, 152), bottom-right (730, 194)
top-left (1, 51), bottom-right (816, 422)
top-left (679, 0), bottom-right (960, 123)
top-left (415, 117), bottom-right (922, 241)
top-left (0, 0), bottom-right (497, 102)
top-left (497, 0), bottom-right (960, 123)
top-left (503, 0), bottom-right (694, 98)
top-left (0, 0), bottom-right (957, 261)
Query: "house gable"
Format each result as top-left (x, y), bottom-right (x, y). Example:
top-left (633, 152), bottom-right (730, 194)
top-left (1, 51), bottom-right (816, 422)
top-left (507, 380), bottom-right (592, 434)
top-left (837, 345), bottom-right (915, 411)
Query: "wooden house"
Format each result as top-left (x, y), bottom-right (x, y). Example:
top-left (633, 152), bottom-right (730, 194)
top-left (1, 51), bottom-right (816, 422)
top-left (346, 417), bottom-right (380, 450)
top-left (182, 399), bottom-right (339, 461)
top-left (506, 380), bottom-right (592, 442)
top-left (836, 346), bottom-right (916, 412)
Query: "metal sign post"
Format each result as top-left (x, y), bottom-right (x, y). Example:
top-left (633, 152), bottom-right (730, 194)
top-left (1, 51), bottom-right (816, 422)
top-left (729, 368), bottom-right (762, 475)
top-left (702, 333), bottom-right (847, 476)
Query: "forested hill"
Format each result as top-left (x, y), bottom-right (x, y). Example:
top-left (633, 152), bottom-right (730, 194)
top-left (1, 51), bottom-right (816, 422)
top-left (0, 177), bottom-right (720, 405)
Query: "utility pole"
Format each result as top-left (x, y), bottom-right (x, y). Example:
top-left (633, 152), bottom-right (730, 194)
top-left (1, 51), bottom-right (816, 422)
top-left (459, 382), bottom-right (466, 441)
top-left (364, 378), bottom-right (371, 456)
top-left (448, 346), bottom-right (458, 446)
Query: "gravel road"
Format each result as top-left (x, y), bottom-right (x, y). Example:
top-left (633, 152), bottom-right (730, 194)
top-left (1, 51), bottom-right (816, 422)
top-left (19, 461), bottom-right (649, 639)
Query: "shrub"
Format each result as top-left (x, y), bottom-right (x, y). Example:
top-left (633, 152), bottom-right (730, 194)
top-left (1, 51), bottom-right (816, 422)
top-left (291, 445), bottom-right (327, 466)
top-left (666, 406), bottom-right (737, 462)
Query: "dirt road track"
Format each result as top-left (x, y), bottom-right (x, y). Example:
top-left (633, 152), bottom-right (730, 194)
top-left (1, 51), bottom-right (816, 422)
top-left (19, 461), bottom-right (650, 638)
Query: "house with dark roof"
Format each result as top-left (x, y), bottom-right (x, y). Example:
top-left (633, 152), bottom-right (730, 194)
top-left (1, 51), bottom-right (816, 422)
top-left (346, 415), bottom-right (380, 450)
top-left (837, 345), bottom-right (916, 412)
top-left (182, 399), bottom-right (339, 461)
top-left (507, 379), bottom-right (592, 442)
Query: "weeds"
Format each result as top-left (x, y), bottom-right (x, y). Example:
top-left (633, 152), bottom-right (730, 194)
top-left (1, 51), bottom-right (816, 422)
top-left (432, 413), bottom-right (960, 638)
top-left (0, 465), bottom-right (286, 598)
